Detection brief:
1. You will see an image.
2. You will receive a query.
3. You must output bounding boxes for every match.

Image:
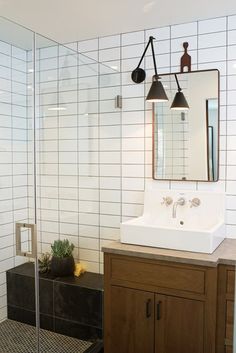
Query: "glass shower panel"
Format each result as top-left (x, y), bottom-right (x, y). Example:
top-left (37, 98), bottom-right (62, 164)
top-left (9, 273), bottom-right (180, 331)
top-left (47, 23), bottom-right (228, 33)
top-left (35, 37), bottom-right (80, 262)
top-left (35, 34), bottom-right (99, 350)
top-left (35, 33), bottom-right (121, 350)
top-left (78, 51), bottom-right (100, 273)
top-left (0, 16), bottom-right (39, 352)
top-left (98, 61), bottom-right (122, 274)
top-left (0, 14), bottom-right (121, 353)
top-left (35, 35), bottom-right (105, 272)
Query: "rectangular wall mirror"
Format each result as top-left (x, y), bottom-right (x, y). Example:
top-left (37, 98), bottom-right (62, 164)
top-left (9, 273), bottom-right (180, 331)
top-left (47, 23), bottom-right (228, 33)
top-left (152, 69), bottom-right (220, 182)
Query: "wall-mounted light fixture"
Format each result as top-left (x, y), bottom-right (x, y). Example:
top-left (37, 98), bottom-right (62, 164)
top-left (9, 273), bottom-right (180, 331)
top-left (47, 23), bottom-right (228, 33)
top-left (131, 36), bottom-right (168, 103)
top-left (171, 74), bottom-right (189, 111)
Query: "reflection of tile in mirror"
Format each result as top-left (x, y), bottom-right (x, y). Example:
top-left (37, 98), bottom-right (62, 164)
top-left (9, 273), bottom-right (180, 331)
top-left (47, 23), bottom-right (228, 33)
top-left (153, 70), bottom-right (219, 182)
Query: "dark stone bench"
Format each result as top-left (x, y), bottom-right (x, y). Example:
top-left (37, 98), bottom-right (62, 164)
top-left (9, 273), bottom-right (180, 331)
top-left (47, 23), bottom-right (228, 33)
top-left (7, 263), bottom-right (103, 342)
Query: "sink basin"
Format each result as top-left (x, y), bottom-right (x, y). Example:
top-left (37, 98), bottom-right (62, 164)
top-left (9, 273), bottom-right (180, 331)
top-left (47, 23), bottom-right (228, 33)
top-left (120, 189), bottom-right (225, 254)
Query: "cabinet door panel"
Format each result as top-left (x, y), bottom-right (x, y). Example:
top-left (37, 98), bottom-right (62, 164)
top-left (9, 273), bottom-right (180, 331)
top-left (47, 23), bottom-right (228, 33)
top-left (226, 300), bottom-right (234, 345)
top-left (226, 347), bottom-right (233, 353)
top-left (110, 286), bottom-right (155, 353)
top-left (155, 294), bottom-right (204, 353)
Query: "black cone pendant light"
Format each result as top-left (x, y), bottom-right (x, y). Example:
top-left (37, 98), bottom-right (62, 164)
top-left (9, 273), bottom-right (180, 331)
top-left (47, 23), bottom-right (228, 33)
top-left (146, 76), bottom-right (168, 102)
top-left (131, 37), bottom-right (190, 107)
top-left (131, 36), bottom-right (168, 103)
top-left (171, 74), bottom-right (189, 110)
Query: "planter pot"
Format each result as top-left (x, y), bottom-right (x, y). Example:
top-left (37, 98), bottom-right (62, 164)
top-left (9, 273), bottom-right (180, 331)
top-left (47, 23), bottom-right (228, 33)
top-left (51, 256), bottom-right (75, 276)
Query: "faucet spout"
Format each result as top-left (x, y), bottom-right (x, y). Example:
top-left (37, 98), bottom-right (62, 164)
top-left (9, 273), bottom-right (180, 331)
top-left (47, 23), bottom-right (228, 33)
top-left (172, 202), bottom-right (178, 218)
top-left (172, 197), bottom-right (186, 218)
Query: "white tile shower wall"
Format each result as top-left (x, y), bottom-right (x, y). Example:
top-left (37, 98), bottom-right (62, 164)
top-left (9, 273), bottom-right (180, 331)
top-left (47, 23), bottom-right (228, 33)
top-left (0, 42), bottom-right (28, 322)
top-left (33, 44), bottom-right (101, 272)
top-left (35, 14), bottom-right (236, 275)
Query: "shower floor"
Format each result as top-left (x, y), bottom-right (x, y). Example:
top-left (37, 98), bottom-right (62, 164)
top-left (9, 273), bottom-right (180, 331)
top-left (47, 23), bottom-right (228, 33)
top-left (0, 319), bottom-right (93, 353)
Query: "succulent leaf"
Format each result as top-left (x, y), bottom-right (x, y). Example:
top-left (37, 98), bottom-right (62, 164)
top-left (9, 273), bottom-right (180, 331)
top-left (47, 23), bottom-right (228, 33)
top-left (51, 239), bottom-right (75, 258)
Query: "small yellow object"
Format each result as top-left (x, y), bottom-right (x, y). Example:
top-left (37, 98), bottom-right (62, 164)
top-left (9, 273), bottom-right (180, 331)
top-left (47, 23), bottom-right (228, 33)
top-left (74, 262), bottom-right (86, 277)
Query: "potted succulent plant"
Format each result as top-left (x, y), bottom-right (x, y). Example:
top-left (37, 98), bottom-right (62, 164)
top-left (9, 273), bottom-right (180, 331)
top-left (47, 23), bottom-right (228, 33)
top-left (38, 252), bottom-right (51, 274)
top-left (51, 239), bottom-right (75, 276)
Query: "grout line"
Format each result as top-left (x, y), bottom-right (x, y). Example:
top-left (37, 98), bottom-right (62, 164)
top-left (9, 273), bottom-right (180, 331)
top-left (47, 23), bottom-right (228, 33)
top-left (57, 44), bottom-right (60, 242)
top-left (77, 41), bottom-right (80, 261)
top-left (120, 33), bottom-right (123, 231)
top-left (169, 24), bottom-right (172, 189)
top-left (98, 36), bottom-right (101, 272)
top-left (196, 20), bottom-right (199, 191)
top-left (225, 17), bottom-right (229, 193)
top-left (10, 44), bottom-right (15, 269)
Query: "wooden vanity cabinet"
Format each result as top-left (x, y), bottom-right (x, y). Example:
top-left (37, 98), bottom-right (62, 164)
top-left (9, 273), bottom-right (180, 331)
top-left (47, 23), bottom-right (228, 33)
top-left (104, 253), bottom-right (218, 353)
top-left (109, 286), bottom-right (155, 353)
top-left (216, 265), bottom-right (235, 353)
top-left (154, 294), bottom-right (205, 353)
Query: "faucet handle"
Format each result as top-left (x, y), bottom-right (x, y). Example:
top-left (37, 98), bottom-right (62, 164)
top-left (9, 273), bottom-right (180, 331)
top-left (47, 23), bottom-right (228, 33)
top-left (177, 197), bottom-right (186, 206)
top-left (189, 198), bottom-right (201, 208)
top-left (161, 197), bottom-right (173, 206)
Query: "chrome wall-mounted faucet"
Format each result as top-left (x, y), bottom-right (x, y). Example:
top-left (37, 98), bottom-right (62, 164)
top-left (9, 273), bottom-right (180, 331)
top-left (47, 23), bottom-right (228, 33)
top-left (161, 197), bottom-right (173, 206)
top-left (172, 197), bottom-right (186, 218)
top-left (189, 198), bottom-right (201, 208)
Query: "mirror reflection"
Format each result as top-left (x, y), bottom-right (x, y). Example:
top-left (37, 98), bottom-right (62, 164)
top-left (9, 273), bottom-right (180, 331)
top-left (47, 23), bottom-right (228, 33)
top-left (153, 70), bottom-right (219, 182)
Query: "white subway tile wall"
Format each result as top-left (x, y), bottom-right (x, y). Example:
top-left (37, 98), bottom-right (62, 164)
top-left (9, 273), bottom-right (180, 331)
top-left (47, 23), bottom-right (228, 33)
top-left (0, 41), bottom-right (29, 322)
top-left (2, 14), bottom-right (236, 321)
top-left (33, 15), bottom-right (236, 277)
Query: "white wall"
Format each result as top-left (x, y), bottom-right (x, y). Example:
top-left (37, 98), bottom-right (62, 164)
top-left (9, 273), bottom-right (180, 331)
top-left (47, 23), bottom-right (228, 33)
top-left (0, 42), bottom-right (29, 322)
top-left (34, 14), bottom-right (236, 276)
top-left (1, 14), bottom-right (236, 323)
top-left (0, 0), bottom-right (236, 44)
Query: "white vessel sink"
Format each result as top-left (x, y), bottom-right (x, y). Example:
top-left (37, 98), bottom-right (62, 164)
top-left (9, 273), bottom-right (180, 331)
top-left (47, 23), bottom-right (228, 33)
top-left (120, 189), bottom-right (225, 254)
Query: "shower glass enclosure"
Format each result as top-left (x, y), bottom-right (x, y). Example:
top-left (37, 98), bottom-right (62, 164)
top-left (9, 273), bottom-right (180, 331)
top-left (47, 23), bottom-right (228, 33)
top-left (0, 15), bottom-right (120, 352)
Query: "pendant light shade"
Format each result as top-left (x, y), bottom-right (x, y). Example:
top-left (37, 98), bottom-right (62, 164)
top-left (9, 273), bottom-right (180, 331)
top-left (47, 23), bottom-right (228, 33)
top-left (171, 74), bottom-right (189, 110)
top-left (146, 79), bottom-right (169, 102)
top-left (171, 91), bottom-right (189, 110)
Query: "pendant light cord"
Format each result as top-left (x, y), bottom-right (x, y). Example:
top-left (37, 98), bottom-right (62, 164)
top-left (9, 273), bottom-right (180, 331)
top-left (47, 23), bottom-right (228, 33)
top-left (150, 37), bottom-right (159, 79)
top-left (136, 36), bottom-right (158, 79)
top-left (174, 74), bottom-right (182, 92)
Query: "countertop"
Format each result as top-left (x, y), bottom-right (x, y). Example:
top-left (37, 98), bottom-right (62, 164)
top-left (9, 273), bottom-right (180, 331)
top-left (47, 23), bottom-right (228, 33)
top-left (102, 239), bottom-right (236, 267)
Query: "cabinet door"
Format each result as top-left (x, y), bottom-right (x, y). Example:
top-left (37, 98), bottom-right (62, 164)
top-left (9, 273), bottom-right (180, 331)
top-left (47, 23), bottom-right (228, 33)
top-left (225, 300), bottom-right (234, 353)
top-left (109, 286), bottom-right (155, 353)
top-left (155, 294), bottom-right (204, 353)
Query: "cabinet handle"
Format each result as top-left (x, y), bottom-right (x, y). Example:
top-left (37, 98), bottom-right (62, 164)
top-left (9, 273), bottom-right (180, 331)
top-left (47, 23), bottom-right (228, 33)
top-left (156, 301), bottom-right (162, 320)
top-left (146, 299), bottom-right (152, 318)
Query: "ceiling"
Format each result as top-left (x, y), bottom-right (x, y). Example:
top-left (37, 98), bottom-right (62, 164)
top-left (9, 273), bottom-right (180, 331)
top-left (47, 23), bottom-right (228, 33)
top-left (0, 0), bottom-right (236, 46)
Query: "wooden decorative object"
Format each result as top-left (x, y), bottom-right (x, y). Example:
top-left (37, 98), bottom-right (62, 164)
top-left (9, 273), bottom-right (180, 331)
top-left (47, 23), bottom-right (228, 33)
top-left (180, 42), bottom-right (191, 72)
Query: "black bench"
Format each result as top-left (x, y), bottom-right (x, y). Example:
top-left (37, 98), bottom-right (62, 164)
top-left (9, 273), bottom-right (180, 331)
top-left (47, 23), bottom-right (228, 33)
top-left (7, 262), bottom-right (103, 342)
